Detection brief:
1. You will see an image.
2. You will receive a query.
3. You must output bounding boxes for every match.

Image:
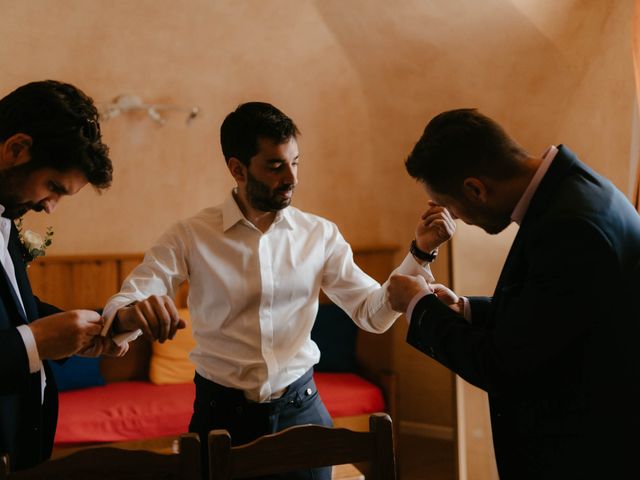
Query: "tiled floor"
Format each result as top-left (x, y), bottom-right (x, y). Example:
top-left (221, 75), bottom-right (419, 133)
top-left (397, 435), bottom-right (456, 480)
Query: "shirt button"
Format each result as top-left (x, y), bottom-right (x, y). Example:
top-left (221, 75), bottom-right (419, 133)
top-left (305, 388), bottom-right (313, 396)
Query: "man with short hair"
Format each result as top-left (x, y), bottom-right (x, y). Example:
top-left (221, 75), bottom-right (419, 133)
top-left (389, 108), bottom-right (640, 479)
top-left (0, 80), bottom-right (118, 471)
top-left (103, 102), bottom-right (454, 479)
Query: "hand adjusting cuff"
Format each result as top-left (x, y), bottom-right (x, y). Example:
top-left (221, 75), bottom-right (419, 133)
top-left (410, 239), bottom-right (438, 263)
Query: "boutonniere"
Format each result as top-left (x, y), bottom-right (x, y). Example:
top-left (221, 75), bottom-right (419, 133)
top-left (15, 217), bottom-right (54, 263)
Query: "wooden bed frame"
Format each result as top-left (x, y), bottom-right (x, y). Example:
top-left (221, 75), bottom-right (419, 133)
top-left (27, 246), bottom-right (399, 430)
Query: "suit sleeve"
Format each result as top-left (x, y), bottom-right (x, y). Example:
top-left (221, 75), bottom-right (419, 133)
top-left (0, 327), bottom-right (32, 395)
top-left (406, 216), bottom-right (615, 394)
top-left (35, 296), bottom-right (62, 317)
top-left (467, 296), bottom-right (492, 327)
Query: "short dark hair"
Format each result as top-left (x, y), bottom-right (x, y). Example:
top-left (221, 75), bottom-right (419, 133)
top-left (405, 108), bottom-right (528, 195)
top-left (0, 80), bottom-right (112, 190)
top-left (220, 102), bottom-right (300, 166)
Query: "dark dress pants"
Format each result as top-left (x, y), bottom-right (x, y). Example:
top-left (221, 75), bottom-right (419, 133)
top-left (189, 369), bottom-right (333, 480)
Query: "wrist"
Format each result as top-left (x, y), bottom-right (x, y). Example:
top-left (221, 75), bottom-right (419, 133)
top-left (114, 303), bottom-right (137, 333)
top-left (410, 239), bottom-right (438, 263)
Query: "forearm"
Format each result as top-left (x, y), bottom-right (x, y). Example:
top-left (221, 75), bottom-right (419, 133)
top-left (333, 253), bottom-right (435, 333)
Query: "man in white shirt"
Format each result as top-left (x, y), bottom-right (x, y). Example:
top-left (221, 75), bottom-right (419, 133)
top-left (0, 80), bottom-right (121, 471)
top-left (103, 102), bottom-right (454, 479)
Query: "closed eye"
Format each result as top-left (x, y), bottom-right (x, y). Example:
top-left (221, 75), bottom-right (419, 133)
top-left (49, 181), bottom-right (68, 195)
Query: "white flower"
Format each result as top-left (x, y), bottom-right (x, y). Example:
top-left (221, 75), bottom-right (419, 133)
top-left (22, 230), bottom-right (44, 251)
top-left (15, 218), bottom-right (54, 262)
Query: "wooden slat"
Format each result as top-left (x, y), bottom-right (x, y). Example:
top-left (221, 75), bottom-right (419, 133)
top-left (209, 413), bottom-right (395, 479)
top-left (28, 260), bottom-right (117, 310)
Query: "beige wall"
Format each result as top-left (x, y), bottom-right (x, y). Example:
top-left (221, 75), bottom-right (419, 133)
top-left (2, 0), bottom-right (636, 439)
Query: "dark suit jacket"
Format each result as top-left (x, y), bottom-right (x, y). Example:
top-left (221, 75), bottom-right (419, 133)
top-left (407, 146), bottom-right (640, 479)
top-left (0, 223), bottom-right (60, 471)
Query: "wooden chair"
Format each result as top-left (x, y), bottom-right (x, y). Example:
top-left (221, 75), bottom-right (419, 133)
top-left (0, 433), bottom-right (200, 480)
top-left (208, 413), bottom-right (396, 480)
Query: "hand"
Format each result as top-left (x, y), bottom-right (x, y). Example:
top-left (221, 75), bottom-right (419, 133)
top-left (115, 295), bottom-right (185, 343)
top-left (415, 202), bottom-right (456, 253)
top-left (77, 336), bottom-right (130, 358)
top-left (432, 284), bottom-right (464, 314)
top-left (388, 274), bottom-right (433, 313)
top-left (29, 310), bottom-right (105, 360)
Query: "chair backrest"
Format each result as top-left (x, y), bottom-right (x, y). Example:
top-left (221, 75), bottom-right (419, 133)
top-left (0, 433), bottom-right (200, 480)
top-left (208, 412), bottom-right (396, 480)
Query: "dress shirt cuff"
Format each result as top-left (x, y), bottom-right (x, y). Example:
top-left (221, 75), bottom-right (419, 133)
top-left (406, 290), bottom-right (431, 325)
top-left (16, 324), bottom-right (42, 373)
top-left (101, 297), bottom-right (143, 346)
top-left (395, 253), bottom-right (436, 282)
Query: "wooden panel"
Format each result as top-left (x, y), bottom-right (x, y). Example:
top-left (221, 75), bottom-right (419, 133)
top-left (352, 246), bottom-right (399, 386)
top-left (119, 257), bottom-right (144, 284)
top-left (28, 260), bottom-right (116, 310)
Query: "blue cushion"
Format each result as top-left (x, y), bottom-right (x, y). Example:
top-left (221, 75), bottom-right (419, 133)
top-left (49, 355), bottom-right (105, 391)
top-left (311, 303), bottom-right (358, 372)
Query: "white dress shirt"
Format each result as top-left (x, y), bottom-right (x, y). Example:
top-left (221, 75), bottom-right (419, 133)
top-left (103, 192), bottom-right (432, 402)
top-left (0, 206), bottom-right (46, 402)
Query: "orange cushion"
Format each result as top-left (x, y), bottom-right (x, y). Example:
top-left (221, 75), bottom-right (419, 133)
top-left (148, 308), bottom-right (196, 385)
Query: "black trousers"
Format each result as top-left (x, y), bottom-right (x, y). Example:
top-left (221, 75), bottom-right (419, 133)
top-left (189, 369), bottom-right (333, 480)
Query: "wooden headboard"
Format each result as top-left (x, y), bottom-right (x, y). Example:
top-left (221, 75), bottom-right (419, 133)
top-left (27, 246), bottom-right (400, 383)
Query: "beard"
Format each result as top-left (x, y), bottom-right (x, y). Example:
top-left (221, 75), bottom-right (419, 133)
top-left (478, 211), bottom-right (512, 235)
top-left (0, 165), bottom-right (38, 219)
top-left (246, 170), bottom-right (294, 212)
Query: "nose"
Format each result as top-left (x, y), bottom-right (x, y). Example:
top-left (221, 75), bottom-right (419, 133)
top-left (43, 197), bottom-right (59, 214)
top-left (283, 164), bottom-right (297, 185)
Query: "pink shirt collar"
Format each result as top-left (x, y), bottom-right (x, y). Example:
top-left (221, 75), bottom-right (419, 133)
top-left (511, 146), bottom-right (558, 225)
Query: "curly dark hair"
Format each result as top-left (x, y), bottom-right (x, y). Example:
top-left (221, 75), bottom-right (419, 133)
top-left (220, 102), bottom-right (300, 166)
top-left (0, 80), bottom-right (112, 189)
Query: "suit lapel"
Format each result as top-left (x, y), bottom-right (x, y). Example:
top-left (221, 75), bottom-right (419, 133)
top-left (490, 146), bottom-right (579, 308)
top-left (0, 261), bottom-right (28, 325)
top-left (7, 224), bottom-right (38, 322)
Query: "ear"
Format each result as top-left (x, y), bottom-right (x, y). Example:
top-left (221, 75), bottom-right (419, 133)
top-left (462, 177), bottom-right (488, 204)
top-left (0, 133), bottom-right (33, 169)
top-left (227, 157), bottom-right (248, 184)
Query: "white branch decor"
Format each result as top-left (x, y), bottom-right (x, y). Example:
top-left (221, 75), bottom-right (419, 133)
top-left (99, 94), bottom-right (200, 125)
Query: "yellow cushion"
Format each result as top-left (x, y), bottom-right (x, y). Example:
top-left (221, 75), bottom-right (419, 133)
top-left (149, 308), bottom-right (196, 385)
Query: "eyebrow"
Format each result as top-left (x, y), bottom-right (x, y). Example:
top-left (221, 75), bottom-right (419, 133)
top-left (266, 155), bottom-right (299, 165)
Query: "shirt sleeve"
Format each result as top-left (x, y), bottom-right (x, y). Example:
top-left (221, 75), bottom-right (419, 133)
top-left (320, 223), bottom-right (435, 333)
top-left (16, 324), bottom-right (42, 373)
top-left (101, 223), bottom-right (189, 336)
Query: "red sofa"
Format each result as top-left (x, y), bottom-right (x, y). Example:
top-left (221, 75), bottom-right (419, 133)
top-left (53, 304), bottom-right (394, 447)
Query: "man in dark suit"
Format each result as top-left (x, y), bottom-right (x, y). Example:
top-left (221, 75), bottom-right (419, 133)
top-left (389, 109), bottom-right (640, 479)
top-left (0, 80), bottom-right (119, 471)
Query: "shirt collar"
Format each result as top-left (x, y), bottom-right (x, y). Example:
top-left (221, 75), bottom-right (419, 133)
top-left (511, 146), bottom-right (558, 225)
top-left (222, 190), bottom-right (294, 232)
top-left (221, 192), bottom-right (246, 232)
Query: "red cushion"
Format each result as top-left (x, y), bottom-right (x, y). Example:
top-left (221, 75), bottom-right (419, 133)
top-left (54, 381), bottom-right (195, 445)
top-left (55, 373), bottom-right (385, 445)
top-left (314, 373), bottom-right (385, 417)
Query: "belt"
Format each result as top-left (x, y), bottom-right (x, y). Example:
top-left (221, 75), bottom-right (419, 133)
top-left (194, 369), bottom-right (317, 414)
